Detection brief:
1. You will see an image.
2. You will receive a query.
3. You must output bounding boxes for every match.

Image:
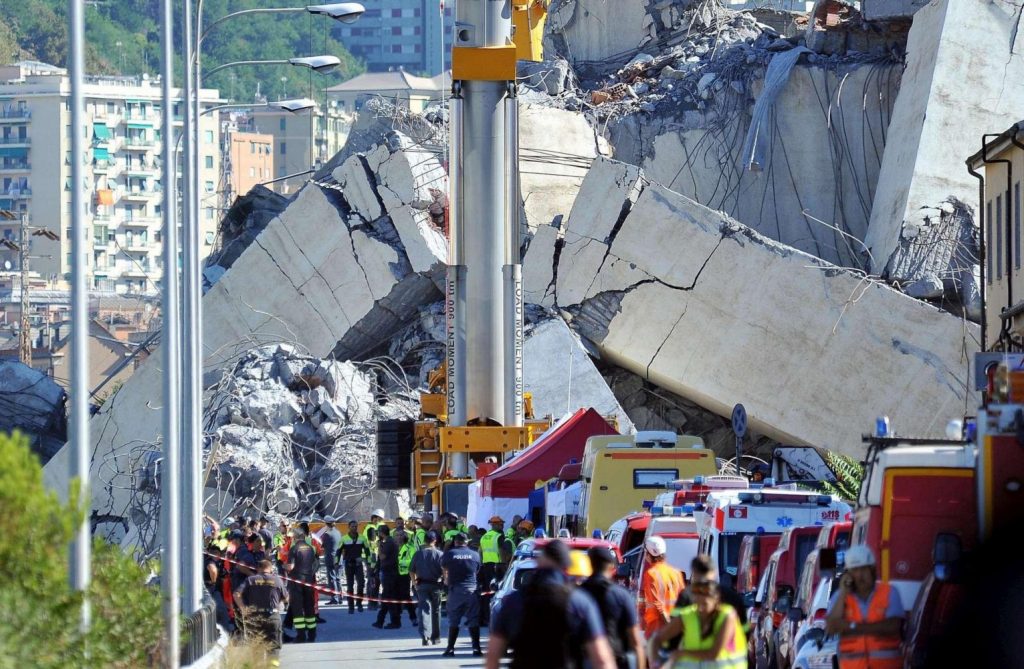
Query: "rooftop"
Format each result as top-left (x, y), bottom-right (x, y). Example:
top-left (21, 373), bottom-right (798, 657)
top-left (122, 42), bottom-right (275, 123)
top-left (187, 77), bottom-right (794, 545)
top-left (325, 70), bottom-right (438, 94)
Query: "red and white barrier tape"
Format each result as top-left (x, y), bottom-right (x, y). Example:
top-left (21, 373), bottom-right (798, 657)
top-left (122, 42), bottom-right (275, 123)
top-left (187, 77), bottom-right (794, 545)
top-left (209, 552), bottom-right (495, 604)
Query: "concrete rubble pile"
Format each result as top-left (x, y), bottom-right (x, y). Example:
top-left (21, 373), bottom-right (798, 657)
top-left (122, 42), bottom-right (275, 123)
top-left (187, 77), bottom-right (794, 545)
top-left (43, 130), bottom-right (452, 548)
top-left (205, 344), bottom-right (418, 519)
top-left (524, 156), bottom-right (977, 457)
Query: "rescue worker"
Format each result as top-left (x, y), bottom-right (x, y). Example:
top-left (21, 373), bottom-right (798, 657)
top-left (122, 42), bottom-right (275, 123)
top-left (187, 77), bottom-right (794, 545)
top-left (286, 526), bottom-right (319, 642)
top-left (396, 532), bottom-right (418, 625)
top-left (639, 535), bottom-right (686, 639)
top-left (411, 530), bottom-right (444, 646)
top-left (825, 545), bottom-right (904, 669)
top-left (320, 516), bottom-right (342, 605)
top-left (204, 542), bottom-right (231, 629)
top-left (647, 563), bottom-right (746, 669)
top-left (234, 559), bottom-right (290, 652)
top-left (228, 529), bottom-right (257, 633)
top-left (339, 520), bottom-right (366, 614)
top-left (506, 515), bottom-right (523, 543)
top-left (364, 525), bottom-right (381, 611)
top-left (361, 508), bottom-right (386, 545)
top-left (409, 513), bottom-right (426, 548)
top-left (478, 516), bottom-right (505, 626)
top-left (273, 519), bottom-right (289, 573)
top-left (442, 515), bottom-right (462, 548)
top-left (516, 519), bottom-right (534, 544)
top-left (440, 533), bottom-right (483, 657)
top-left (257, 516), bottom-right (274, 552)
top-left (674, 555), bottom-right (748, 630)
top-left (486, 540), bottom-right (616, 669)
top-left (580, 546), bottom-right (646, 669)
top-left (372, 525), bottom-right (402, 629)
top-left (393, 515), bottom-right (410, 544)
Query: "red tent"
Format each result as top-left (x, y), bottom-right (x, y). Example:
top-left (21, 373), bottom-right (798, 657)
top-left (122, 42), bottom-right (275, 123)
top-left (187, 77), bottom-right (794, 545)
top-left (481, 408), bottom-right (618, 498)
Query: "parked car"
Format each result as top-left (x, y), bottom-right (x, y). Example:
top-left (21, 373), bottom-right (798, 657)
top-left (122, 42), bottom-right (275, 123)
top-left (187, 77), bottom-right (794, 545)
top-left (490, 557), bottom-right (538, 622)
top-left (751, 525), bottom-right (822, 669)
top-left (777, 523), bottom-right (850, 668)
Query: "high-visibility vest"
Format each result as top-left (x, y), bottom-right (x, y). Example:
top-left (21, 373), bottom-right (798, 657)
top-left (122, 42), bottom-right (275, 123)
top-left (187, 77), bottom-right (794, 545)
top-left (413, 528), bottom-right (426, 548)
top-left (398, 543), bottom-right (415, 576)
top-left (505, 527), bottom-right (517, 541)
top-left (640, 561), bottom-right (686, 637)
top-left (480, 530), bottom-right (502, 564)
top-left (671, 604), bottom-right (747, 669)
top-left (838, 582), bottom-right (902, 669)
top-left (366, 538), bottom-right (379, 568)
top-left (443, 528), bottom-right (460, 544)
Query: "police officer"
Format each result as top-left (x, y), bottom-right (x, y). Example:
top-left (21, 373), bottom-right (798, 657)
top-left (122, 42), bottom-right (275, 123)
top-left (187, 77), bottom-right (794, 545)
top-left (234, 559), bottom-right (290, 651)
top-left (440, 533), bottom-right (483, 657)
top-left (320, 516), bottom-right (342, 605)
top-left (373, 525), bottom-right (402, 629)
top-left (339, 520), bottom-right (366, 614)
top-left (478, 516), bottom-right (505, 626)
top-left (286, 526), bottom-right (319, 642)
top-left (411, 531), bottom-right (445, 646)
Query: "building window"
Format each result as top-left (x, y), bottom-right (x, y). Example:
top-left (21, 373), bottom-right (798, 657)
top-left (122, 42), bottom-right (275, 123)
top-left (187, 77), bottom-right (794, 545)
top-left (250, 142), bottom-right (256, 154)
top-left (1017, 182), bottom-right (1022, 270)
top-left (205, 180), bottom-right (214, 193)
top-left (280, 142), bottom-right (286, 155)
top-left (249, 167), bottom-right (256, 177)
top-left (205, 155), bottom-right (214, 169)
top-left (280, 118), bottom-right (286, 131)
top-left (205, 208), bottom-right (214, 221)
top-left (392, 26), bottom-right (402, 35)
top-left (204, 130), bottom-right (214, 143)
top-left (997, 195), bottom-right (1003, 280)
top-left (988, 201), bottom-right (994, 285)
top-left (206, 231), bottom-right (215, 244)
top-left (391, 8), bottom-right (401, 16)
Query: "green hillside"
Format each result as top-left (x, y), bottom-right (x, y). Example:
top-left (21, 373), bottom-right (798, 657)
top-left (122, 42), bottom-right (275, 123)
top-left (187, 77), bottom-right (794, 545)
top-left (0, 0), bottom-right (363, 102)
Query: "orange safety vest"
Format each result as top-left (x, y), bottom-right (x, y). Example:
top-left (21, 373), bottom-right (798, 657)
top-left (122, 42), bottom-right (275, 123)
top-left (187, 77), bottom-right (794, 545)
top-left (639, 561), bottom-right (687, 638)
top-left (838, 582), bottom-right (902, 669)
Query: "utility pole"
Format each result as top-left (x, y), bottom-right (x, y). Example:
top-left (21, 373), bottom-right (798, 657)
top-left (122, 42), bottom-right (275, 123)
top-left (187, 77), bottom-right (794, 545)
top-left (0, 210), bottom-right (57, 366)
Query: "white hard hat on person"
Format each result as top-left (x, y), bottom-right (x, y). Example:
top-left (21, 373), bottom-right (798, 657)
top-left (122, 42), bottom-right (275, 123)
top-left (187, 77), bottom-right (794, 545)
top-left (370, 508), bottom-right (386, 519)
top-left (845, 544), bottom-right (876, 569)
top-left (644, 535), bottom-right (667, 557)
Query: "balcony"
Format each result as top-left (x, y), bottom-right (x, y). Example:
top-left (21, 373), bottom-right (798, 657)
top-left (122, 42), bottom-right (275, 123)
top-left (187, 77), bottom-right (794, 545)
top-left (4, 188), bottom-right (31, 199)
top-left (0, 136), bottom-right (30, 146)
top-left (0, 161), bottom-right (30, 172)
top-left (121, 188), bottom-right (158, 201)
top-left (120, 267), bottom-right (153, 279)
top-left (121, 240), bottom-right (152, 253)
top-left (120, 217), bottom-right (155, 228)
top-left (0, 108), bottom-right (30, 121)
top-left (123, 137), bottom-right (154, 150)
top-left (124, 163), bottom-right (158, 177)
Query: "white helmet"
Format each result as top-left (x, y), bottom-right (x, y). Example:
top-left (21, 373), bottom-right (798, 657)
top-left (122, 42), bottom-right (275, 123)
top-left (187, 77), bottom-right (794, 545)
top-left (370, 508), bottom-right (386, 519)
top-left (323, 515), bottom-right (336, 523)
top-left (845, 544), bottom-right (876, 569)
top-left (644, 535), bottom-right (667, 557)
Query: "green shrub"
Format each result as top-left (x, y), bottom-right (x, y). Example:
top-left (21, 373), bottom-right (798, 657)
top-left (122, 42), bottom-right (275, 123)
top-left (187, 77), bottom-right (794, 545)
top-left (0, 431), bottom-right (163, 668)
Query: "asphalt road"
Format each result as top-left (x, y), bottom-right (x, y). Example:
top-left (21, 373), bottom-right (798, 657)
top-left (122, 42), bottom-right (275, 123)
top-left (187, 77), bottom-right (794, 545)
top-left (279, 599), bottom-right (490, 668)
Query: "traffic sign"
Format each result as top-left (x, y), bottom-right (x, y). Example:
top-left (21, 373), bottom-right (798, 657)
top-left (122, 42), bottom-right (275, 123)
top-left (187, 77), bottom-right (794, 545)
top-left (731, 403), bottom-right (747, 438)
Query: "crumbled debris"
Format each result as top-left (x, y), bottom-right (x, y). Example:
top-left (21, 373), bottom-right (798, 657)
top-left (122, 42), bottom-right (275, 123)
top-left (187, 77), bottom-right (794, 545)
top-left (205, 345), bottom-right (418, 517)
top-left (0, 361), bottom-right (67, 463)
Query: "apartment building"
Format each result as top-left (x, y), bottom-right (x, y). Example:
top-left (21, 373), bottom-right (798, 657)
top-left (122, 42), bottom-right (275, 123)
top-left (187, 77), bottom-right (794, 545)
top-left (968, 121), bottom-right (1024, 351)
top-left (222, 127), bottom-right (274, 205)
top-left (332, 0), bottom-right (454, 76)
top-left (0, 60), bottom-right (221, 296)
top-left (250, 102), bottom-right (351, 194)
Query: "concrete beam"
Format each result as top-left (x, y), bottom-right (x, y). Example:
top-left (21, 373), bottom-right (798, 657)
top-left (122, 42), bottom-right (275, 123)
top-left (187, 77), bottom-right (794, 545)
top-left (865, 0), bottom-right (1024, 279)
top-left (527, 157), bottom-right (977, 457)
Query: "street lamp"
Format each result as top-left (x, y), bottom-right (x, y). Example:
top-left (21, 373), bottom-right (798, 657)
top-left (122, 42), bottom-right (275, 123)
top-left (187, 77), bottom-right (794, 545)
top-left (306, 2), bottom-right (366, 22)
top-left (203, 55), bottom-right (342, 78)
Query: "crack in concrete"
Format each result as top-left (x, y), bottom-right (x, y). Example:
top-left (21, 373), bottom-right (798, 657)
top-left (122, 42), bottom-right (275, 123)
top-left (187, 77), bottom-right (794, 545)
top-left (253, 236), bottom-right (339, 340)
top-left (277, 212), bottom-right (352, 335)
top-left (646, 303), bottom-right (688, 381)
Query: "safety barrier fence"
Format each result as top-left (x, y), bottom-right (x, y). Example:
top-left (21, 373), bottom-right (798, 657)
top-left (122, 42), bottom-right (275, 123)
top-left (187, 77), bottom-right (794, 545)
top-left (207, 552), bottom-right (496, 604)
top-left (181, 598), bottom-right (218, 664)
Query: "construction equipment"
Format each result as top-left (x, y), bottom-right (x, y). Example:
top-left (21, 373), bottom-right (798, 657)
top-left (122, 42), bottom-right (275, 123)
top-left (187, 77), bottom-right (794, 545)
top-left (377, 0), bottom-right (552, 516)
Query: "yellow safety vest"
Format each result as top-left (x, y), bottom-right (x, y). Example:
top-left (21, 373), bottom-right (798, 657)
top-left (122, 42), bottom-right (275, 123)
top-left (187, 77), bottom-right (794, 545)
top-left (480, 530), bottom-right (501, 564)
top-left (672, 604), bottom-right (747, 669)
top-left (398, 543), bottom-right (415, 576)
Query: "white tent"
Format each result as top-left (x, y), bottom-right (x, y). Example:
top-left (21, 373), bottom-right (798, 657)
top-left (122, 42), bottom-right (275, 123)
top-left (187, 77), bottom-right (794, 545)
top-left (545, 481), bottom-right (582, 518)
top-left (466, 480), bottom-right (530, 527)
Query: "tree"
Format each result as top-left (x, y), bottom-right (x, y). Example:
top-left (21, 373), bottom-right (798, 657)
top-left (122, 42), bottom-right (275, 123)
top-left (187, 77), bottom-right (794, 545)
top-left (0, 431), bottom-right (163, 668)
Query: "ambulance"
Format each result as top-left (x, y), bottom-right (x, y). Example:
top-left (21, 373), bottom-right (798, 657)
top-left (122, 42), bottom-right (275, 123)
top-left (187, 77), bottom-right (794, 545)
top-left (698, 488), bottom-right (852, 588)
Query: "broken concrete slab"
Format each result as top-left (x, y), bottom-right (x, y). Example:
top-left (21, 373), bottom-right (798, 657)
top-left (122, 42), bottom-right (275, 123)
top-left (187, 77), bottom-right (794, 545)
top-left (861, 0), bottom-right (929, 20)
top-left (525, 158), bottom-right (977, 457)
top-left (0, 361), bottom-right (67, 463)
top-left (865, 0), bottom-right (1024, 283)
top-left (523, 316), bottom-right (634, 433)
top-left (43, 134), bottom-right (449, 548)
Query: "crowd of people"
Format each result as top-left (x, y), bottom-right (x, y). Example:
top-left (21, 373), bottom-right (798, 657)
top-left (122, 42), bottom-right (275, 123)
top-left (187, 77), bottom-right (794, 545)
top-left (200, 511), bottom-right (901, 669)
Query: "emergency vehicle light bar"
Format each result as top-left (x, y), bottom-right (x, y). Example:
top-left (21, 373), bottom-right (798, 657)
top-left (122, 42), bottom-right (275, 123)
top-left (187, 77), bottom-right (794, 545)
top-left (737, 492), bottom-right (833, 506)
top-left (650, 504), bottom-right (698, 516)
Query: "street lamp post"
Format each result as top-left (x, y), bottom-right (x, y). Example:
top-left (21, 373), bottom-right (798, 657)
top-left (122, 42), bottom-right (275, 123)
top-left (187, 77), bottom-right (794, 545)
top-left (176, 0), bottom-right (364, 623)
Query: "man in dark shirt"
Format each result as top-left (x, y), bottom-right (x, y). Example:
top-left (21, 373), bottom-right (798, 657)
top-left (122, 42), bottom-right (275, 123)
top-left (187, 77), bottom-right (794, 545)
top-left (440, 532), bottom-right (482, 656)
top-left (411, 530), bottom-right (445, 646)
top-left (286, 527), bottom-right (319, 642)
top-left (339, 520), bottom-right (367, 614)
top-left (234, 560), bottom-right (289, 650)
top-left (487, 540), bottom-right (616, 669)
top-left (373, 525), bottom-right (402, 629)
top-left (229, 530), bottom-right (257, 593)
top-left (257, 517), bottom-right (274, 553)
top-left (580, 546), bottom-right (646, 669)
